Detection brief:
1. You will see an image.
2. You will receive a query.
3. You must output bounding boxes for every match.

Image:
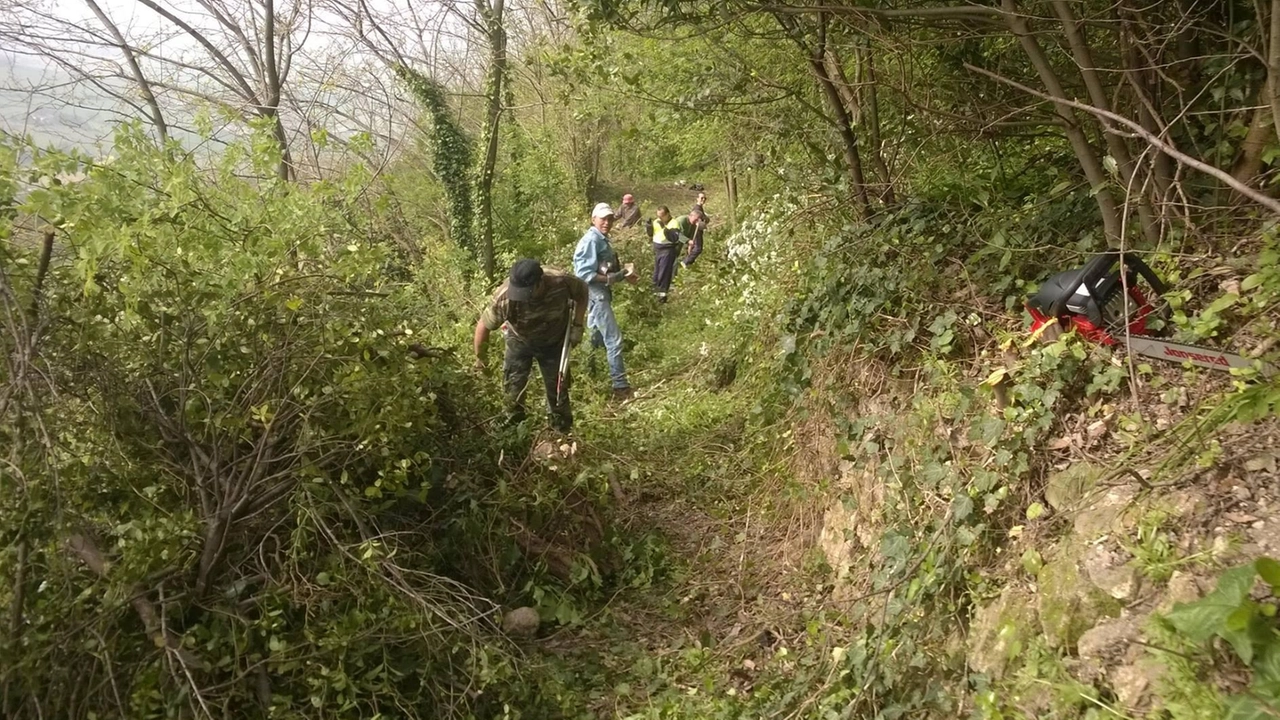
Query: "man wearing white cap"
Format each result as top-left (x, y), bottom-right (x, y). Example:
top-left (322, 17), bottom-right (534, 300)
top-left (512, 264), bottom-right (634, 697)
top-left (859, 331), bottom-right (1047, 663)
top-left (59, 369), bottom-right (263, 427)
top-left (573, 202), bottom-right (637, 400)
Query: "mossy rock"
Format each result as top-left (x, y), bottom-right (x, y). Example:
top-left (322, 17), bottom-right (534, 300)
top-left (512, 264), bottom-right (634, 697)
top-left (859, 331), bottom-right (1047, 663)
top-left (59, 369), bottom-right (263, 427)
top-left (967, 585), bottom-right (1039, 679)
top-left (1072, 484), bottom-right (1138, 540)
top-left (501, 606), bottom-right (541, 637)
top-left (1037, 548), bottom-right (1123, 650)
top-left (1044, 462), bottom-right (1104, 513)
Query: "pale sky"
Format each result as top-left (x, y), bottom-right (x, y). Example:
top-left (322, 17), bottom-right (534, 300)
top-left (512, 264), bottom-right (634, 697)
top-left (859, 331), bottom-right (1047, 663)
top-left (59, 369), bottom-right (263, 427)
top-left (1, 0), bottom-right (490, 155)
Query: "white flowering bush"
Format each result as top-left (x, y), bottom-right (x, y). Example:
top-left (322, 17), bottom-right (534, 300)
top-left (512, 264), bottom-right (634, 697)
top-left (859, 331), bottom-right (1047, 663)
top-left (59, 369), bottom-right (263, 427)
top-left (716, 193), bottom-right (804, 325)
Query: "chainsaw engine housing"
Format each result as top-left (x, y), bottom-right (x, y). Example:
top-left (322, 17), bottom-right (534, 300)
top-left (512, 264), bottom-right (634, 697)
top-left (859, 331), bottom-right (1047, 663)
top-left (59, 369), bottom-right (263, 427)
top-left (1025, 252), bottom-right (1165, 344)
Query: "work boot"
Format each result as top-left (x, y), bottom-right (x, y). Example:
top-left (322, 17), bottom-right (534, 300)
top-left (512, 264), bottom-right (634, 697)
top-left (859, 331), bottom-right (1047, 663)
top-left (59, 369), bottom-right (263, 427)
top-left (503, 407), bottom-right (528, 428)
top-left (611, 386), bottom-right (635, 403)
top-left (548, 411), bottom-right (572, 433)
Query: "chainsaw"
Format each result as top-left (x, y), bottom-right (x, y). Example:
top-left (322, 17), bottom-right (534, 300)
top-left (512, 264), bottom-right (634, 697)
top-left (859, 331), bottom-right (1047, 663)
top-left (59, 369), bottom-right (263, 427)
top-left (1025, 252), bottom-right (1275, 377)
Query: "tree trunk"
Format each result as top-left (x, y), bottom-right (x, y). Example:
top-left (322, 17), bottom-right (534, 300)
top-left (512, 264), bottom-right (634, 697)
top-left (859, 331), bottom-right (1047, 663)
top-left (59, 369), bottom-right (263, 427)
top-left (861, 48), bottom-right (896, 205)
top-left (66, 534), bottom-right (200, 666)
top-left (84, 0), bottom-right (168, 143)
top-left (1002, 0), bottom-right (1122, 243)
top-left (1117, 4), bottom-right (1175, 199)
top-left (133, 0), bottom-right (292, 178)
top-left (270, 115), bottom-right (293, 181)
top-left (1051, 0), bottom-right (1158, 244)
top-left (814, 59), bottom-right (870, 215)
top-left (966, 62), bottom-right (1280, 216)
top-left (823, 44), bottom-right (896, 204)
top-left (1269, 0), bottom-right (1280, 144)
top-left (723, 154), bottom-right (738, 229)
top-left (476, 0), bottom-right (507, 282)
top-left (586, 117), bottom-right (604, 199)
top-left (822, 46), bottom-right (860, 126)
top-left (775, 12), bottom-right (868, 214)
top-left (263, 0), bottom-right (292, 180)
top-left (1232, 90), bottom-right (1273, 185)
top-left (2, 540), bottom-right (27, 717)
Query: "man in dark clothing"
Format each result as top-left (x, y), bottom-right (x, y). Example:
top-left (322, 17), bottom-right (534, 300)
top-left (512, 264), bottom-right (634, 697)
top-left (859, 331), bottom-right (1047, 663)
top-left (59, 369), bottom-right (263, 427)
top-left (475, 258), bottom-right (589, 431)
top-left (617, 193), bottom-right (641, 229)
top-left (683, 194), bottom-right (708, 267)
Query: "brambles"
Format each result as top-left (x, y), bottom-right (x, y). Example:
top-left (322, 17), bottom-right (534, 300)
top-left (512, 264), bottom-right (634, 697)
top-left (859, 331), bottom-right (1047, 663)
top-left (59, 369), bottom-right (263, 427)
top-left (0, 130), bottom-right (557, 717)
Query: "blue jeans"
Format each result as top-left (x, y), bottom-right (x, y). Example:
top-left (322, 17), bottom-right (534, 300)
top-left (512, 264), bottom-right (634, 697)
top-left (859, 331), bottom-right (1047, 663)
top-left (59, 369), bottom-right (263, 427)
top-left (587, 296), bottom-right (628, 389)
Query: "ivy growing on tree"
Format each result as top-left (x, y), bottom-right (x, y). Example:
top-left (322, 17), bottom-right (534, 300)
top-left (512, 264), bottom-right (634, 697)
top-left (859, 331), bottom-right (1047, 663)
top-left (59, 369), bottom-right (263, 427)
top-left (395, 65), bottom-right (477, 266)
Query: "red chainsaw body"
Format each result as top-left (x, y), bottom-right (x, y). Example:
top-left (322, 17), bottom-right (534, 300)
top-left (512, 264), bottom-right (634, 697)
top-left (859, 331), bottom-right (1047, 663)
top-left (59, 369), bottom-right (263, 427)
top-left (1024, 252), bottom-right (1275, 377)
top-left (1026, 286), bottom-right (1155, 345)
top-left (1023, 252), bottom-right (1167, 346)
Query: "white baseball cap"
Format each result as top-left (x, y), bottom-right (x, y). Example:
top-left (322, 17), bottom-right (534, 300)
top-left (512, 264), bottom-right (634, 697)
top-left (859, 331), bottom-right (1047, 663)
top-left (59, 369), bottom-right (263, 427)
top-left (591, 202), bottom-right (615, 219)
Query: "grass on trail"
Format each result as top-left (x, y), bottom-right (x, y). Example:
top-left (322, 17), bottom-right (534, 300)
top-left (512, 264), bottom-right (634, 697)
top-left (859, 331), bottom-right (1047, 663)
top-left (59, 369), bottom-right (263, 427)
top-left (504, 184), bottom-right (841, 719)
top-left (489, 184), bottom-right (1280, 720)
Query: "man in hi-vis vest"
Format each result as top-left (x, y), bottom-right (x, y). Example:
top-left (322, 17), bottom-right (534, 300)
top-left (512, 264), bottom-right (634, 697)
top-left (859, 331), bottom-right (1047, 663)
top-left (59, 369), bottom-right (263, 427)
top-left (649, 206), bottom-right (682, 302)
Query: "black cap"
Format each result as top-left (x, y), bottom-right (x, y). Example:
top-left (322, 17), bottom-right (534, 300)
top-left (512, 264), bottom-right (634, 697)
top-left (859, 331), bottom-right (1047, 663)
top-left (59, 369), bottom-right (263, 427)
top-left (507, 258), bottom-right (543, 301)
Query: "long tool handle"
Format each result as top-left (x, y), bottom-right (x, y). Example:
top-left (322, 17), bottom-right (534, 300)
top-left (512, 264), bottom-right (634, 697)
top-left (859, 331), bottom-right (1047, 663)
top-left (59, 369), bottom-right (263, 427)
top-left (556, 300), bottom-right (574, 403)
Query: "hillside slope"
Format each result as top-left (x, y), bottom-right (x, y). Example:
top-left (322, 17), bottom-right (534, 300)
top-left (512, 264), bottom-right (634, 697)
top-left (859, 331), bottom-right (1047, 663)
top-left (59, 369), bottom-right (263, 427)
top-left (510, 185), bottom-right (1280, 720)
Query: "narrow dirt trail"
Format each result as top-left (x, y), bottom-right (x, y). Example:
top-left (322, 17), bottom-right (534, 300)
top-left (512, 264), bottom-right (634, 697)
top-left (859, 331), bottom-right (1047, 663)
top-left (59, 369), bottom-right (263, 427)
top-left (527, 185), bottom-right (1280, 719)
top-left (526, 184), bottom-right (836, 717)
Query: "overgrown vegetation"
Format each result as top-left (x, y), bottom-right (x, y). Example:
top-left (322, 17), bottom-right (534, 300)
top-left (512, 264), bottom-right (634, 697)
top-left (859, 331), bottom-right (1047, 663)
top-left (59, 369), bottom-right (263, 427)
top-left (3, 0), bottom-right (1280, 717)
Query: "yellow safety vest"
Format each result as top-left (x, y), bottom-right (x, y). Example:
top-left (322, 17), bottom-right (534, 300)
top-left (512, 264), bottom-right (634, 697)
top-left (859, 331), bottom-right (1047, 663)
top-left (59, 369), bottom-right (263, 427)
top-left (652, 218), bottom-right (681, 245)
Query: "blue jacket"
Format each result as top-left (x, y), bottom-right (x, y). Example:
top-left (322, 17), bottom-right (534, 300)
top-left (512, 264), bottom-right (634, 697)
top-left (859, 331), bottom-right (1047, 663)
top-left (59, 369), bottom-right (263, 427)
top-left (573, 226), bottom-right (618, 302)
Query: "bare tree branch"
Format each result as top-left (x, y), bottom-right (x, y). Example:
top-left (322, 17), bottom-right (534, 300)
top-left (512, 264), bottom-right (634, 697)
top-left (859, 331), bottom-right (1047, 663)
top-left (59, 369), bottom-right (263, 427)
top-left (965, 62), bottom-right (1280, 216)
top-left (82, 0), bottom-right (169, 142)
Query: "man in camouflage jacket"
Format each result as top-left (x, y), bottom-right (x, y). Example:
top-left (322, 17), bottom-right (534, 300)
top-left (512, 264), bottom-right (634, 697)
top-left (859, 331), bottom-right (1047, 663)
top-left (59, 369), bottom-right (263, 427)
top-left (474, 258), bottom-right (588, 431)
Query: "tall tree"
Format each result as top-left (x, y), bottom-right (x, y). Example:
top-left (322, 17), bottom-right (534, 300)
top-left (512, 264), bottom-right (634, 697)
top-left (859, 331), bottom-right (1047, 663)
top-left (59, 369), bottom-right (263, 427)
top-left (999, 0), bottom-right (1122, 242)
top-left (475, 0), bottom-right (508, 281)
top-left (775, 10), bottom-right (870, 214)
top-left (396, 65), bottom-right (477, 262)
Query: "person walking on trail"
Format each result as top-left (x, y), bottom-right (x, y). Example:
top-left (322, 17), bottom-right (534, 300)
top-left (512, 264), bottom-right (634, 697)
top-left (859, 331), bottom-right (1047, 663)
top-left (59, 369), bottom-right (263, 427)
top-left (649, 205), bottom-right (683, 302)
top-left (682, 193), bottom-right (709, 268)
top-left (573, 202), bottom-right (637, 401)
top-left (474, 258), bottom-right (588, 431)
top-left (617, 193), bottom-right (641, 229)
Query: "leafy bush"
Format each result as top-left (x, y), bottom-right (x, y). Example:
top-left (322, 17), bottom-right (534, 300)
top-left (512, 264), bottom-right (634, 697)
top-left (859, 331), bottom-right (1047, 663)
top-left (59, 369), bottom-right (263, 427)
top-left (1161, 558), bottom-right (1280, 719)
top-left (0, 127), bottom-right (569, 718)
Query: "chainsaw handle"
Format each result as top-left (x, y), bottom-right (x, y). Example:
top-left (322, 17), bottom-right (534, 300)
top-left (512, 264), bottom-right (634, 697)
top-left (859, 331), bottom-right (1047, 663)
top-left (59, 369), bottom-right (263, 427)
top-left (1046, 252), bottom-right (1166, 326)
top-left (1126, 255), bottom-right (1167, 296)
